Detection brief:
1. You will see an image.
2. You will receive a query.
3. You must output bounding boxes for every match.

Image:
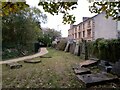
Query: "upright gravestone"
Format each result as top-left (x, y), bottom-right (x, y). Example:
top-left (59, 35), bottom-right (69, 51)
top-left (71, 42), bottom-right (76, 54)
top-left (64, 41), bottom-right (70, 52)
top-left (111, 60), bottom-right (120, 76)
top-left (69, 43), bottom-right (73, 53)
top-left (74, 41), bottom-right (80, 56)
top-left (81, 40), bottom-right (88, 60)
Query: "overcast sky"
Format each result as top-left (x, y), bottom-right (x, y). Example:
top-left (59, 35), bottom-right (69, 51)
top-left (26, 0), bottom-right (96, 37)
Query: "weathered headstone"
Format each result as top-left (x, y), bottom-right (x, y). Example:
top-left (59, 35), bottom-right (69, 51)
top-left (81, 42), bottom-right (85, 54)
top-left (24, 59), bottom-right (41, 64)
top-left (74, 67), bottom-right (91, 75)
top-left (6, 63), bottom-right (22, 69)
top-left (111, 60), bottom-right (120, 76)
top-left (74, 42), bottom-right (80, 56)
top-left (69, 43), bottom-right (73, 53)
top-left (64, 41), bottom-right (70, 52)
top-left (71, 42), bottom-right (76, 54)
top-left (77, 72), bottom-right (118, 87)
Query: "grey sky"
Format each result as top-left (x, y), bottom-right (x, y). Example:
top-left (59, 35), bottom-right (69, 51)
top-left (26, 0), bottom-right (96, 37)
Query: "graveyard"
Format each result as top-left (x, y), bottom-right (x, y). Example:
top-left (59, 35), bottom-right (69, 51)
top-left (2, 47), bottom-right (120, 88)
top-left (2, 1), bottom-right (120, 89)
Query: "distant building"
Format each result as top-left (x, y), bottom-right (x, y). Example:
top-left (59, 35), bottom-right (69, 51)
top-left (68, 12), bottom-right (120, 42)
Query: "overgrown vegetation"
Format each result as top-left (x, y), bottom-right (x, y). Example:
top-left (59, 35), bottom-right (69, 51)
top-left (87, 39), bottom-right (120, 63)
top-left (56, 39), bottom-right (67, 51)
top-left (2, 7), bottom-right (47, 60)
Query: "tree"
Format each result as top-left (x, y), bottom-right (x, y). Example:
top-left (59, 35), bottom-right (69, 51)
top-left (89, 2), bottom-right (120, 20)
top-left (38, 28), bottom-right (61, 46)
top-left (1, 2), bottom-right (29, 16)
top-left (2, 7), bottom-right (47, 50)
top-left (1, 1), bottom-right (120, 24)
top-left (43, 28), bottom-right (61, 41)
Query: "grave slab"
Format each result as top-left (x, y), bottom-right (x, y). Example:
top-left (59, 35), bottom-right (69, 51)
top-left (76, 72), bottom-right (118, 87)
top-left (24, 59), bottom-right (41, 64)
top-left (6, 62), bottom-right (22, 69)
top-left (40, 56), bottom-right (52, 58)
top-left (80, 60), bottom-right (99, 67)
top-left (74, 67), bottom-right (91, 75)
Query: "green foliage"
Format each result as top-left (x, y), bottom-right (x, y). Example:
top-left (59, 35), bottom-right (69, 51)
top-left (2, 7), bottom-right (47, 46)
top-left (87, 39), bottom-right (120, 63)
top-left (89, 2), bottom-right (120, 20)
top-left (38, 34), bottom-right (52, 47)
top-left (38, 28), bottom-right (61, 47)
top-left (1, 1), bottom-right (120, 24)
top-left (1, 2), bottom-right (29, 16)
top-left (43, 28), bottom-right (61, 41)
top-left (38, 1), bottom-right (77, 24)
top-left (2, 7), bottom-right (47, 59)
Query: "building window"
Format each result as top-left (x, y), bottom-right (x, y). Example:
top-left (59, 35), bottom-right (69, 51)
top-left (75, 27), bottom-right (77, 32)
top-left (83, 23), bottom-right (85, 29)
top-left (83, 31), bottom-right (85, 37)
top-left (87, 21), bottom-right (91, 28)
top-left (75, 33), bottom-right (77, 38)
top-left (78, 32), bottom-right (81, 38)
top-left (87, 29), bottom-right (91, 38)
top-left (79, 26), bottom-right (81, 30)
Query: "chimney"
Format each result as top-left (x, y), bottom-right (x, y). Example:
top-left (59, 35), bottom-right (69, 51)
top-left (83, 17), bottom-right (90, 21)
top-left (70, 24), bottom-right (73, 29)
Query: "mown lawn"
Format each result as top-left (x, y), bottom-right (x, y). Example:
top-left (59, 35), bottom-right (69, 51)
top-left (2, 48), bottom-right (84, 88)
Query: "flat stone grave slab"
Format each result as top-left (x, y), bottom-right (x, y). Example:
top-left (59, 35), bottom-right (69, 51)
top-left (76, 72), bottom-right (118, 87)
top-left (80, 60), bottom-right (99, 67)
top-left (40, 56), bottom-right (52, 58)
top-left (74, 67), bottom-right (91, 75)
top-left (24, 59), bottom-right (41, 64)
top-left (6, 62), bottom-right (22, 69)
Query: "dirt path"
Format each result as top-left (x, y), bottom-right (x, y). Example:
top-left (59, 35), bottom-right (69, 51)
top-left (0, 47), bottom-right (48, 64)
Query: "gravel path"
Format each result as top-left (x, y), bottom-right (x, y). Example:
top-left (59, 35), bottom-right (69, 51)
top-left (0, 47), bottom-right (48, 64)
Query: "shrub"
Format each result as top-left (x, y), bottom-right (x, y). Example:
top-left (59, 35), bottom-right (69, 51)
top-left (87, 39), bottom-right (120, 63)
top-left (56, 40), bottom-right (67, 51)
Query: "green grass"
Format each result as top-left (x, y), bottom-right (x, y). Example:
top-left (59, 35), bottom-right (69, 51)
top-left (2, 48), bottom-right (83, 88)
top-left (2, 48), bottom-right (120, 88)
